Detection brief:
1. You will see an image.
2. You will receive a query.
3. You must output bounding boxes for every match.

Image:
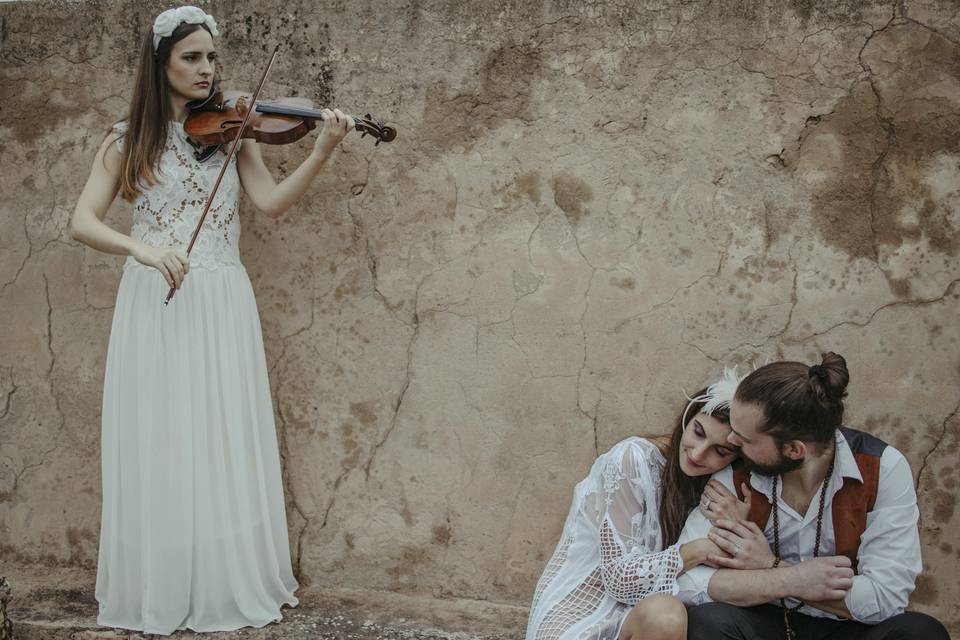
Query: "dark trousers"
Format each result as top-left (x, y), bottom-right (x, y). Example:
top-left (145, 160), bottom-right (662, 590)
top-left (687, 602), bottom-right (950, 640)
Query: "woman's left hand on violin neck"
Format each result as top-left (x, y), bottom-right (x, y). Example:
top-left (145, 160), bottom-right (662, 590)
top-left (236, 104), bottom-right (357, 219)
top-left (311, 107), bottom-right (355, 161)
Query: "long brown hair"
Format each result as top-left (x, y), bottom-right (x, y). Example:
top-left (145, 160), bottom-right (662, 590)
top-left (116, 21), bottom-right (214, 201)
top-left (657, 390), bottom-right (731, 546)
top-left (734, 352), bottom-right (849, 447)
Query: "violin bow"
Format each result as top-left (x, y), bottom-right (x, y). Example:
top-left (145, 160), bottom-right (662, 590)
top-left (164, 44), bottom-right (281, 305)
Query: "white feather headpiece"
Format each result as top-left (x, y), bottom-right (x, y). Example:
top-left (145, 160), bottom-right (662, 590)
top-left (681, 366), bottom-right (743, 428)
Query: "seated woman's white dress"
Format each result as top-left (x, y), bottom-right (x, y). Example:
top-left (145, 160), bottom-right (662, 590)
top-left (95, 122), bottom-right (299, 635)
top-left (526, 438), bottom-right (683, 640)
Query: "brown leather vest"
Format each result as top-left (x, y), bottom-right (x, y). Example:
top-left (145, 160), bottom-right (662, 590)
top-left (732, 427), bottom-right (885, 571)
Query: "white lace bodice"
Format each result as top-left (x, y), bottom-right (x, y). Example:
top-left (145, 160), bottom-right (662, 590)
top-left (526, 438), bottom-right (683, 640)
top-left (113, 121), bottom-right (242, 271)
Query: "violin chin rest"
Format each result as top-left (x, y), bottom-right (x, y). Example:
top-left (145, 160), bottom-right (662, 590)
top-left (187, 85), bottom-right (222, 112)
top-left (192, 144), bottom-right (222, 162)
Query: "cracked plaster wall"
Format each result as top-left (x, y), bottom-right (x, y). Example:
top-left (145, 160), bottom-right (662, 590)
top-left (2, 0), bottom-right (959, 633)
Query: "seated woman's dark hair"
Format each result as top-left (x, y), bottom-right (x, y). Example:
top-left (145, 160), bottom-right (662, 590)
top-left (658, 390), bottom-right (731, 545)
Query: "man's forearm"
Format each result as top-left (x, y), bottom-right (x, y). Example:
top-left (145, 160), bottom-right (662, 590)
top-left (706, 567), bottom-right (794, 606)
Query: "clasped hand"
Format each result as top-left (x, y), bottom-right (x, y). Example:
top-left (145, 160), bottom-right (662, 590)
top-left (789, 555), bottom-right (855, 601)
top-left (132, 242), bottom-right (189, 289)
top-left (706, 518), bottom-right (776, 570)
top-left (700, 478), bottom-right (751, 524)
top-left (705, 518), bottom-right (855, 602)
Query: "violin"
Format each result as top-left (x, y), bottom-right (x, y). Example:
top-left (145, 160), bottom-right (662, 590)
top-left (184, 88), bottom-right (397, 161)
top-left (166, 45), bottom-right (391, 305)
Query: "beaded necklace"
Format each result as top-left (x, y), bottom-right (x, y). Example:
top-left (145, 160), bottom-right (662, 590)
top-left (771, 449), bottom-right (836, 640)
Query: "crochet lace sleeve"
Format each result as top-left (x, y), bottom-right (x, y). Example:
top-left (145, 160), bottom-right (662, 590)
top-left (594, 443), bottom-right (683, 605)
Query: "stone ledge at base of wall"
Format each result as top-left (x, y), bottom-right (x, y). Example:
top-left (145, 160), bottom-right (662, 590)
top-left (2, 562), bottom-right (526, 640)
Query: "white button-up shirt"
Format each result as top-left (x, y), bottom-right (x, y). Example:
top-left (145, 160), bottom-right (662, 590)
top-left (676, 430), bottom-right (922, 623)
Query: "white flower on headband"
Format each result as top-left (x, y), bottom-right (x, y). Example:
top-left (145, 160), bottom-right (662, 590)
top-left (681, 366), bottom-right (743, 428)
top-left (153, 6), bottom-right (219, 51)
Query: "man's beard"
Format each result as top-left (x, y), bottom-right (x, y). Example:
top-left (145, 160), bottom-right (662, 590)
top-left (742, 450), bottom-right (804, 476)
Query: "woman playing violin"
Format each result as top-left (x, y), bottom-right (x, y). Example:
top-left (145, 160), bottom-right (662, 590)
top-left (70, 6), bottom-right (351, 634)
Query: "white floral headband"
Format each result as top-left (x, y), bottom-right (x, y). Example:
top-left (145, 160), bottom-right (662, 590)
top-left (152, 6), bottom-right (219, 51)
top-left (680, 366), bottom-right (743, 428)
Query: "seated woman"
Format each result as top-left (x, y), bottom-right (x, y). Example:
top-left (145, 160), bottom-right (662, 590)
top-left (525, 370), bottom-right (748, 640)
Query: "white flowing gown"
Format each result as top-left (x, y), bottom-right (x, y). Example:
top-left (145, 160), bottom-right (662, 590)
top-left (526, 438), bottom-right (684, 640)
top-left (95, 122), bottom-right (299, 635)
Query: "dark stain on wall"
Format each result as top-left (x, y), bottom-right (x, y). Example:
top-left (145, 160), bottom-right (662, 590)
top-left (350, 401), bottom-right (378, 427)
top-left (553, 172), bottom-right (593, 224)
top-left (421, 41), bottom-right (542, 154)
top-left (432, 523), bottom-right (452, 545)
top-left (386, 545), bottom-right (432, 583)
top-left (514, 171), bottom-right (542, 206)
top-left (781, 24), bottom-right (960, 296)
top-left (933, 490), bottom-right (956, 524)
top-left (65, 527), bottom-right (96, 567)
top-left (913, 572), bottom-right (938, 605)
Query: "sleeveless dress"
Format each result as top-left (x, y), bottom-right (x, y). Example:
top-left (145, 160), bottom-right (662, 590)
top-left (95, 122), bottom-right (299, 635)
top-left (526, 438), bottom-right (684, 640)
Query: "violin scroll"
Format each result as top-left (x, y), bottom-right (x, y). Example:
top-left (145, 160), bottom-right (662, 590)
top-left (355, 114), bottom-right (397, 146)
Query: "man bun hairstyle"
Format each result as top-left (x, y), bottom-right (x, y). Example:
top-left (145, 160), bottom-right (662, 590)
top-left (734, 352), bottom-right (850, 446)
top-left (806, 351), bottom-right (849, 408)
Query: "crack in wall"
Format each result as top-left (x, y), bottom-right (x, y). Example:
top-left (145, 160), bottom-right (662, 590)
top-left (700, 239), bottom-right (802, 360)
top-left (915, 398), bottom-right (959, 496)
top-left (0, 371), bottom-right (16, 421)
top-left (275, 398), bottom-right (310, 579)
top-left (43, 274), bottom-right (54, 377)
top-left (317, 467), bottom-right (350, 534)
top-left (0, 213), bottom-right (32, 296)
top-left (650, 267), bottom-right (722, 328)
top-left (856, 15), bottom-right (899, 266)
top-left (787, 278), bottom-right (959, 344)
top-left (42, 271), bottom-right (69, 483)
top-left (345, 196), bottom-right (414, 328)
top-left (363, 287), bottom-right (421, 482)
top-left (693, 245), bottom-right (956, 363)
top-left (779, 241), bottom-right (802, 339)
top-left (312, 261), bottom-right (423, 543)
top-left (575, 261), bottom-right (598, 429)
top-left (269, 267), bottom-right (327, 577)
top-left (496, 475), bottom-right (528, 558)
top-left (4, 273), bottom-right (71, 536)
top-left (1, 183), bottom-right (66, 297)
top-left (620, 249), bottom-right (727, 335)
top-left (899, 16), bottom-right (960, 47)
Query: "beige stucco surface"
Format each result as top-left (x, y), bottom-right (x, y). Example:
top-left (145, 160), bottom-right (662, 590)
top-left (1, 0), bottom-right (958, 634)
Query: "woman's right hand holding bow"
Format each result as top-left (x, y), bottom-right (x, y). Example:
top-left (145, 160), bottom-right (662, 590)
top-left (131, 242), bottom-right (190, 289)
